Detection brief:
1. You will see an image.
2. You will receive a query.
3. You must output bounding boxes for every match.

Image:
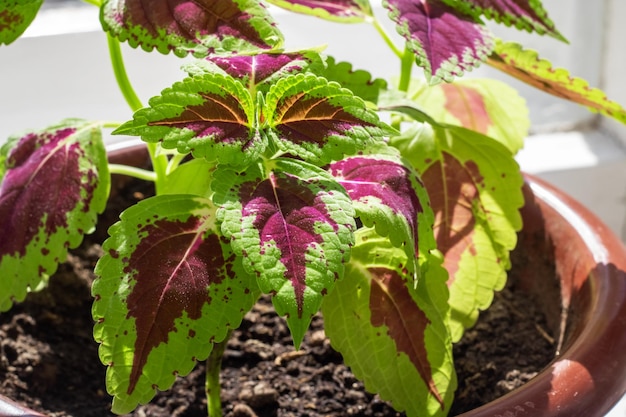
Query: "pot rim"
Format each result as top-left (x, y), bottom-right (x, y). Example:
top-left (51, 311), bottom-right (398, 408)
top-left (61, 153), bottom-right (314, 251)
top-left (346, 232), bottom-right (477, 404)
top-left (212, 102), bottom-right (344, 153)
top-left (460, 174), bottom-right (626, 417)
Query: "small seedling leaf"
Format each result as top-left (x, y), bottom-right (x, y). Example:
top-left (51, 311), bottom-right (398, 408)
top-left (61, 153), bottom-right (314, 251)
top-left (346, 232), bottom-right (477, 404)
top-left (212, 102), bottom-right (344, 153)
top-left (0, 120), bottom-right (109, 312)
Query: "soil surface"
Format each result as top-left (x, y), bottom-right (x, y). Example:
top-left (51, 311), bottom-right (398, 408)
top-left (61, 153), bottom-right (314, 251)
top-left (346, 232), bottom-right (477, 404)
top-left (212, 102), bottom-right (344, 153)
top-left (0, 178), bottom-right (557, 417)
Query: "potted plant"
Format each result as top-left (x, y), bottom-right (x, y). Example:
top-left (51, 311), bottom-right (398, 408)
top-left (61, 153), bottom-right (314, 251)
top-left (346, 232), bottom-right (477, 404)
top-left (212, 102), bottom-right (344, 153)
top-left (1, 0), bottom-right (625, 416)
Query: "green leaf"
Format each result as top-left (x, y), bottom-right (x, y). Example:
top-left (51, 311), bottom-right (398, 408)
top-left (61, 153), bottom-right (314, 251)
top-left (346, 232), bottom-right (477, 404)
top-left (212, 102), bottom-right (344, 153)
top-left (0, 120), bottom-right (109, 312)
top-left (114, 73), bottom-right (263, 168)
top-left (0, 0), bottom-right (43, 45)
top-left (488, 40), bottom-right (626, 125)
top-left (92, 194), bottom-right (259, 414)
top-left (161, 158), bottom-right (215, 198)
top-left (214, 158), bottom-right (356, 348)
top-left (264, 73), bottom-right (391, 165)
top-left (319, 56), bottom-right (389, 104)
top-left (391, 121), bottom-right (524, 341)
top-left (406, 77), bottom-right (528, 154)
top-left (100, 0), bottom-right (283, 56)
top-left (322, 228), bottom-right (455, 416)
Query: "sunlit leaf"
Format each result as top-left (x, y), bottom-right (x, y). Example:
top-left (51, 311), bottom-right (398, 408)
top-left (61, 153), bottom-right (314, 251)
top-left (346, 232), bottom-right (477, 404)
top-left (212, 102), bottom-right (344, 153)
top-left (101, 0), bottom-right (283, 56)
top-left (383, 0), bottom-right (494, 84)
top-left (319, 56), bottom-right (388, 104)
top-left (265, 0), bottom-right (373, 22)
top-left (323, 228), bottom-right (454, 417)
top-left (264, 73), bottom-right (391, 165)
top-left (390, 121), bottom-right (523, 341)
top-left (114, 73), bottom-right (263, 168)
top-left (406, 77), bottom-right (528, 154)
top-left (92, 194), bottom-right (259, 414)
top-left (186, 50), bottom-right (326, 93)
top-left (442, 0), bottom-right (565, 40)
top-left (488, 40), bottom-right (626, 125)
top-left (214, 158), bottom-right (355, 347)
top-left (328, 152), bottom-right (424, 273)
top-left (0, 120), bottom-right (109, 311)
top-left (0, 0), bottom-right (43, 45)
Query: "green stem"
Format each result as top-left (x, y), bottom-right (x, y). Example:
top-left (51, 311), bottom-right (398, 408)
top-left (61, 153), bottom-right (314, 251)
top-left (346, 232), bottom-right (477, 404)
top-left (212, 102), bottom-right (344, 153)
top-left (398, 45), bottom-right (415, 93)
top-left (107, 34), bottom-right (143, 113)
top-left (108, 164), bottom-right (157, 182)
top-left (206, 331), bottom-right (232, 417)
top-left (372, 17), bottom-right (403, 60)
top-left (106, 33), bottom-right (169, 194)
top-left (166, 152), bottom-right (188, 176)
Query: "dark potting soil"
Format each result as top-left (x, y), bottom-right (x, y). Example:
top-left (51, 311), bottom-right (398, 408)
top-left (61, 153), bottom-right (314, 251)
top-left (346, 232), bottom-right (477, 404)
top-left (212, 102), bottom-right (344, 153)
top-left (0, 178), bottom-right (557, 417)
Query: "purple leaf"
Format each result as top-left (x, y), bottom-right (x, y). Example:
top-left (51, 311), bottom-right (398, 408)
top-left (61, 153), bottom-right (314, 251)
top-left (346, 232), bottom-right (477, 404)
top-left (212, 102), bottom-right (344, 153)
top-left (214, 159), bottom-right (355, 347)
top-left (266, 0), bottom-right (372, 22)
top-left (205, 52), bottom-right (315, 85)
top-left (101, 0), bottom-right (283, 56)
top-left (93, 195), bottom-right (259, 411)
top-left (384, 0), bottom-right (494, 83)
top-left (0, 120), bottom-right (109, 311)
top-left (442, 0), bottom-right (565, 40)
top-left (328, 154), bottom-right (423, 262)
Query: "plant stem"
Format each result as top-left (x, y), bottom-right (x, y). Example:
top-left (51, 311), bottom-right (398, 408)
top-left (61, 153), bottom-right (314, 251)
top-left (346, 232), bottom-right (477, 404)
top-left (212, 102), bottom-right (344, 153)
top-left (108, 164), bottom-right (157, 182)
top-left (206, 331), bottom-right (232, 417)
top-left (106, 33), bottom-right (169, 194)
top-left (107, 34), bottom-right (143, 113)
top-left (372, 17), bottom-right (403, 60)
top-left (398, 45), bottom-right (414, 93)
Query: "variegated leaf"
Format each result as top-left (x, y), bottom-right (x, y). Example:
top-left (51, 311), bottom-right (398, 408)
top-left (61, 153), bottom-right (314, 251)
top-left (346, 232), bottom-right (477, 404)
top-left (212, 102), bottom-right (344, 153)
top-left (0, 0), bottom-right (43, 45)
top-left (214, 158), bottom-right (355, 347)
top-left (101, 0), bottom-right (283, 56)
top-left (265, 0), bottom-right (373, 22)
top-left (92, 194), bottom-right (259, 414)
top-left (383, 0), bottom-right (494, 84)
top-left (114, 73), bottom-right (263, 168)
top-left (0, 120), bottom-right (109, 312)
top-left (488, 40), bottom-right (626, 125)
top-left (264, 73), bottom-right (391, 165)
top-left (406, 77), bottom-right (528, 154)
top-left (323, 228), bottom-right (454, 417)
top-left (390, 121), bottom-right (523, 341)
top-left (186, 50), bottom-right (325, 93)
top-left (328, 152), bottom-right (425, 275)
top-left (442, 0), bottom-right (565, 40)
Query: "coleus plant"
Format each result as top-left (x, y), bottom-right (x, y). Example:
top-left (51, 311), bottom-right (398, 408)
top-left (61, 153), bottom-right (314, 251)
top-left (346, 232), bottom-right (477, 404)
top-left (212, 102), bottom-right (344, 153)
top-left (1, 0), bottom-right (625, 416)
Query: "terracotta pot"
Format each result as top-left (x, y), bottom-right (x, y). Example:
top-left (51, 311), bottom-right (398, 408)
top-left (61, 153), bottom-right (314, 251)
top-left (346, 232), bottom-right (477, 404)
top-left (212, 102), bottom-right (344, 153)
top-left (1, 141), bottom-right (625, 416)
